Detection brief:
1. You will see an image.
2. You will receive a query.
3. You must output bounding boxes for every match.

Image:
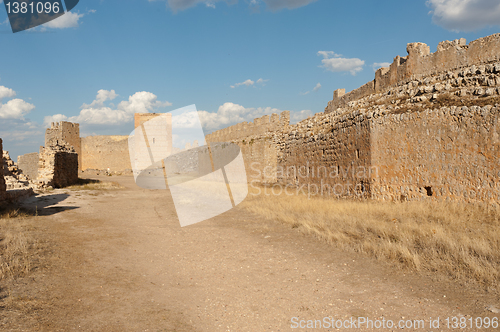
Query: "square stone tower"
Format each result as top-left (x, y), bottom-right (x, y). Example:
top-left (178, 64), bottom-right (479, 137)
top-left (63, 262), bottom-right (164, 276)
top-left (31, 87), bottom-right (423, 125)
top-left (45, 121), bottom-right (82, 170)
top-left (134, 113), bottom-right (173, 156)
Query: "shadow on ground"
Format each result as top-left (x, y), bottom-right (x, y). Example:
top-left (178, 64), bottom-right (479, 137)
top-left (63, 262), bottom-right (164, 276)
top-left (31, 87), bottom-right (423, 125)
top-left (18, 193), bottom-right (77, 216)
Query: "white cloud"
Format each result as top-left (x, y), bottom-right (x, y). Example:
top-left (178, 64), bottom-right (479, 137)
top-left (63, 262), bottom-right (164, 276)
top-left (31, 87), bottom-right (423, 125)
top-left (427, 0), bottom-right (500, 32)
top-left (0, 85), bottom-right (34, 120)
top-left (230, 78), bottom-right (268, 88)
top-left (81, 89), bottom-right (118, 108)
top-left (318, 51), bottom-right (364, 75)
top-left (43, 11), bottom-right (85, 29)
top-left (0, 99), bottom-right (35, 119)
top-left (118, 91), bottom-right (172, 114)
top-left (372, 62), bottom-right (391, 71)
top-left (43, 114), bottom-right (68, 127)
top-left (300, 82), bottom-right (321, 95)
top-left (231, 79), bottom-right (254, 89)
top-left (0, 86), bottom-right (16, 99)
top-left (46, 90), bottom-right (171, 126)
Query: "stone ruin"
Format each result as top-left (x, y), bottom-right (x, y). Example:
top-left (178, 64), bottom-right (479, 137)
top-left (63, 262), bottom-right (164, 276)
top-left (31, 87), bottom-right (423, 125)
top-left (0, 138), bottom-right (35, 204)
top-left (3, 150), bottom-right (30, 190)
top-left (35, 140), bottom-right (78, 189)
top-left (0, 123), bottom-right (80, 203)
top-left (206, 33), bottom-right (500, 205)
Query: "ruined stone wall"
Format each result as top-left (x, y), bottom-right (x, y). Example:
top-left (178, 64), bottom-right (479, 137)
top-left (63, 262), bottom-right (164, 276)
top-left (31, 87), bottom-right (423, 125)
top-left (206, 111), bottom-right (290, 143)
top-left (81, 136), bottom-right (131, 172)
top-left (192, 34), bottom-right (500, 204)
top-left (326, 34), bottom-right (500, 113)
top-left (0, 139), bottom-right (6, 196)
top-left (46, 121), bottom-right (81, 170)
top-left (370, 106), bottom-right (500, 203)
top-left (205, 111), bottom-right (290, 183)
top-left (17, 152), bottom-right (39, 180)
top-left (37, 142), bottom-right (78, 188)
top-left (278, 111), bottom-right (372, 198)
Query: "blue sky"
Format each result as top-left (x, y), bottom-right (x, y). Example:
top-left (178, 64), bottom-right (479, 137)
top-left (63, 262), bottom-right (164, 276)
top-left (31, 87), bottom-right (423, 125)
top-left (0, 0), bottom-right (500, 159)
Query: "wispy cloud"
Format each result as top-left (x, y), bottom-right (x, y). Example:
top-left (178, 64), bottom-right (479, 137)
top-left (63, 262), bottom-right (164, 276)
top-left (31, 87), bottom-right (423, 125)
top-left (300, 82), bottom-right (321, 95)
top-left (230, 78), bottom-right (268, 89)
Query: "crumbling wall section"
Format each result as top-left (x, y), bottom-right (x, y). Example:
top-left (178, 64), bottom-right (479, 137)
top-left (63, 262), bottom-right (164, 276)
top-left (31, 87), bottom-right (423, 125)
top-left (81, 136), bottom-right (131, 172)
top-left (326, 34), bottom-right (500, 113)
top-left (17, 152), bottom-right (39, 180)
top-left (46, 121), bottom-right (81, 170)
top-left (205, 111), bottom-right (290, 183)
top-left (278, 111), bottom-right (372, 198)
top-left (37, 143), bottom-right (78, 188)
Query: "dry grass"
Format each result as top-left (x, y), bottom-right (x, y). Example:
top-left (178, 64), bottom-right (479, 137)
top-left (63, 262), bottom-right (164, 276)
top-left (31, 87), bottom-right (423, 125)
top-left (67, 178), bottom-right (123, 191)
top-left (0, 208), bottom-right (37, 281)
top-left (242, 186), bottom-right (500, 288)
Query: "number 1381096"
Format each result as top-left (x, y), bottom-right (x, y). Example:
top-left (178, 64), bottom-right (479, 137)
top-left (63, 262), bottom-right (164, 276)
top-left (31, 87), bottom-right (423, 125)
top-left (5, 2), bottom-right (60, 14)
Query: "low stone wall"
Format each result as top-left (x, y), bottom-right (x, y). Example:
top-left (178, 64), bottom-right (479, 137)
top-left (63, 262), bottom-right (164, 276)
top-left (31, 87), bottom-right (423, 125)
top-left (81, 136), bottom-right (131, 172)
top-left (17, 152), bottom-right (39, 180)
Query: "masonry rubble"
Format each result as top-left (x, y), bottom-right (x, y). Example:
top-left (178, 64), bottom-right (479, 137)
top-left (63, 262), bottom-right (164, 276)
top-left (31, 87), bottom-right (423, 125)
top-left (3, 150), bottom-right (32, 190)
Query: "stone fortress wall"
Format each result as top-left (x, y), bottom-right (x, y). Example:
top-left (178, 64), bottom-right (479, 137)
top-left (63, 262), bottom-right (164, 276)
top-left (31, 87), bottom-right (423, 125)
top-left (205, 111), bottom-right (290, 183)
top-left (205, 33), bottom-right (500, 204)
top-left (325, 34), bottom-right (500, 112)
top-left (80, 136), bottom-right (131, 172)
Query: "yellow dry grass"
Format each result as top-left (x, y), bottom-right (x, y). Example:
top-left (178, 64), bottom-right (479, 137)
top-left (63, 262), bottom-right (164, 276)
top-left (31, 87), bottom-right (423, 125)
top-left (0, 208), bottom-right (37, 281)
top-left (242, 185), bottom-right (500, 287)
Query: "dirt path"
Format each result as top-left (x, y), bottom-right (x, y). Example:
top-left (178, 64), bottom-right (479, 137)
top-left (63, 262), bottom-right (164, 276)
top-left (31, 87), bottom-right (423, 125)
top-left (3, 176), bottom-right (499, 331)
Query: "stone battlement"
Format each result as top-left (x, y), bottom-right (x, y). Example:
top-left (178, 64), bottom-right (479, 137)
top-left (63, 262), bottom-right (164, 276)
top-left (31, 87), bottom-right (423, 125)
top-left (205, 110), bottom-right (290, 143)
top-left (326, 34), bottom-right (500, 113)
